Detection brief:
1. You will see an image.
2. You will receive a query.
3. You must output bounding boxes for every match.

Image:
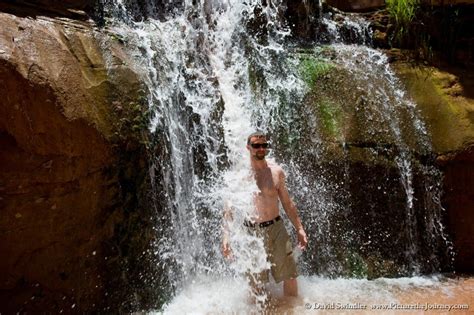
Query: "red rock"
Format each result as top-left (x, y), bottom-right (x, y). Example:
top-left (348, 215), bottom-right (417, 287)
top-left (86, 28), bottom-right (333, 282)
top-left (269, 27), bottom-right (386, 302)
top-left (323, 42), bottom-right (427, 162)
top-left (326, 0), bottom-right (386, 12)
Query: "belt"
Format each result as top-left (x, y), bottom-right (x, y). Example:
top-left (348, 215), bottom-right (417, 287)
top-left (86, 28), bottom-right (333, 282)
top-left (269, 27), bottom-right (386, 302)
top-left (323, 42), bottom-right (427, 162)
top-left (244, 216), bottom-right (281, 228)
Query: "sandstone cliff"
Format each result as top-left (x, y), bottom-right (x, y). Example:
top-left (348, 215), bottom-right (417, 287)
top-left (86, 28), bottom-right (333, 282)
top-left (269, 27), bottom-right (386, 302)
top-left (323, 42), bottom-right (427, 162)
top-left (1, 0), bottom-right (473, 313)
top-left (0, 7), bottom-right (155, 313)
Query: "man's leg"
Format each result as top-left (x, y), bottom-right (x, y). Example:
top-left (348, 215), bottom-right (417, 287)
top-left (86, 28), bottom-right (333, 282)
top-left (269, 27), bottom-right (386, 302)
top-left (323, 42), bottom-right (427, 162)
top-left (283, 278), bottom-right (298, 296)
top-left (247, 271), bottom-right (269, 305)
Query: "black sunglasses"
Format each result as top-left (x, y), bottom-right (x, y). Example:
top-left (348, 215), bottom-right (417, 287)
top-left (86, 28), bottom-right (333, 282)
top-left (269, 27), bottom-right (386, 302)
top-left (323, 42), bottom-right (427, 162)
top-left (250, 143), bottom-right (270, 149)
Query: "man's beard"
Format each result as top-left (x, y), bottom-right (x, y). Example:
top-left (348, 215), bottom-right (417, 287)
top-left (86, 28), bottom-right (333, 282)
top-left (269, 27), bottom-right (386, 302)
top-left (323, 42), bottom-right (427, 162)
top-left (254, 152), bottom-right (266, 160)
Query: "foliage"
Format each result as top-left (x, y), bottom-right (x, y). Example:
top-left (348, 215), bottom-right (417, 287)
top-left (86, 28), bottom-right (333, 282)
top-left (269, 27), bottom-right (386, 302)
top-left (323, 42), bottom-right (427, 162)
top-left (248, 61), bottom-right (266, 100)
top-left (386, 0), bottom-right (420, 43)
top-left (112, 99), bottom-right (151, 148)
top-left (316, 99), bottom-right (342, 138)
top-left (345, 251), bottom-right (369, 278)
top-left (298, 56), bottom-right (334, 87)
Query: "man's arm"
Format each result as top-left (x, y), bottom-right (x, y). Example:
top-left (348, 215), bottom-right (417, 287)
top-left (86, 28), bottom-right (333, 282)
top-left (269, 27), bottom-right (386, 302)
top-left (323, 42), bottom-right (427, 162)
top-left (277, 169), bottom-right (308, 249)
top-left (221, 200), bottom-right (233, 259)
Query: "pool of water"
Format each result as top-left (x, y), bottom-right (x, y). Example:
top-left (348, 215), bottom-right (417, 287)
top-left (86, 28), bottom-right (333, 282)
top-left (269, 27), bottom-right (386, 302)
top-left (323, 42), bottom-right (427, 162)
top-left (159, 275), bottom-right (473, 314)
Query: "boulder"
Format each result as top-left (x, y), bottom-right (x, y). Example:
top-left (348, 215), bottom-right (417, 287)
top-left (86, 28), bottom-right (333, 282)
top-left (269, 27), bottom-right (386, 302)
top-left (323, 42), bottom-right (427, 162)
top-left (0, 0), bottom-right (95, 18)
top-left (326, 0), bottom-right (386, 12)
top-left (0, 10), bottom-right (154, 312)
top-left (394, 62), bottom-right (474, 273)
top-left (269, 49), bottom-right (452, 277)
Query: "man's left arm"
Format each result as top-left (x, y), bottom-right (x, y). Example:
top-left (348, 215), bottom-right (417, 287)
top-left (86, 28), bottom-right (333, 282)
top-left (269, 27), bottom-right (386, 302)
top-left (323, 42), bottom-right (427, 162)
top-left (277, 169), bottom-right (308, 250)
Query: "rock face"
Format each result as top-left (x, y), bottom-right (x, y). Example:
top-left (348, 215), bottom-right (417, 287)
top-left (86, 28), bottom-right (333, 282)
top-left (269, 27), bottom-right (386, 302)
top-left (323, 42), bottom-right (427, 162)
top-left (326, 0), bottom-right (385, 12)
top-left (310, 1), bottom-right (474, 274)
top-left (0, 0), bottom-right (95, 18)
top-left (368, 5), bottom-right (474, 67)
top-left (0, 10), bottom-right (155, 313)
top-left (363, 2), bottom-right (474, 273)
top-left (441, 147), bottom-right (474, 273)
top-left (394, 64), bottom-right (474, 273)
top-left (1, 1), bottom-right (473, 312)
top-left (269, 48), bottom-right (454, 277)
top-left (285, 0), bottom-right (320, 40)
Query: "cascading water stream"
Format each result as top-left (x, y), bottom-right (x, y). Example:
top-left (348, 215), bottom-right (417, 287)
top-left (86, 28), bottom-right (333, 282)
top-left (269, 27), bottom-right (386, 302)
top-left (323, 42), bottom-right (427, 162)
top-left (101, 0), bottom-right (305, 299)
top-left (97, 0), bottom-right (455, 312)
top-left (302, 16), bottom-right (448, 273)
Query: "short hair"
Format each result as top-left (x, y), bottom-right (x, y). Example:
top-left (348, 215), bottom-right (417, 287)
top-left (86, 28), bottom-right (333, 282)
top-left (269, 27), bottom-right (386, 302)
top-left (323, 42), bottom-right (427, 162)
top-left (247, 131), bottom-right (268, 145)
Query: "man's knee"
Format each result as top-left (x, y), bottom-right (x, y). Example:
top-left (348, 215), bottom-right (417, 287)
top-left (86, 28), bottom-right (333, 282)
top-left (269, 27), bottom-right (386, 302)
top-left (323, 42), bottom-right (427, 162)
top-left (284, 278), bottom-right (297, 285)
top-left (283, 277), bottom-right (298, 297)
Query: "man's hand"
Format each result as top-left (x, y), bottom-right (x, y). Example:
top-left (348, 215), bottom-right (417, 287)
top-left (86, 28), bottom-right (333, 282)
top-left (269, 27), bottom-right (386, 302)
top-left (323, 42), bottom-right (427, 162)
top-left (221, 238), bottom-right (233, 260)
top-left (297, 228), bottom-right (308, 250)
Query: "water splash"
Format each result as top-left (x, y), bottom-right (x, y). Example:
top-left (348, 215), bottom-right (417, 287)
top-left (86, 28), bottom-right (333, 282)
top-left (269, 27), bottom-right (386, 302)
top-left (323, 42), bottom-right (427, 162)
top-left (160, 274), bottom-right (469, 313)
top-left (101, 1), bottom-right (304, 307)
top-left (98, 0), bottom-right (453, 309)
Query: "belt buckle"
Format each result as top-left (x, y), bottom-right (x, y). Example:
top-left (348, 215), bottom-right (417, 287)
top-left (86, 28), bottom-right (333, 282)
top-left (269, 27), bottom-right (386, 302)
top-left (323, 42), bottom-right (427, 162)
top-left (244, 220), bottom-right (256, 228)
top-left (245, 216), bottom-right (280, 228)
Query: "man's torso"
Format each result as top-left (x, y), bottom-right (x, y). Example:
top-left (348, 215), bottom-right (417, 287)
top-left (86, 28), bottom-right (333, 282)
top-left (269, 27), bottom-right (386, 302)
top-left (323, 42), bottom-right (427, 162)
top-left (251, 161), bottom-right (282, 222)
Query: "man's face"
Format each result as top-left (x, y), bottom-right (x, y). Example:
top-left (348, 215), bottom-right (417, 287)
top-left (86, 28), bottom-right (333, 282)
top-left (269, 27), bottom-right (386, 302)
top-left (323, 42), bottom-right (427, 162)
top-left (247, 136), bottom-right (269, 161)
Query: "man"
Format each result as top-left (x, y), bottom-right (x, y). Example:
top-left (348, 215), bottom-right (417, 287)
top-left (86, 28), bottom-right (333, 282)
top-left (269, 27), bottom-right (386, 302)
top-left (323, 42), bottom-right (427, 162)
top-left (222, 131), bottom-right (308, 297)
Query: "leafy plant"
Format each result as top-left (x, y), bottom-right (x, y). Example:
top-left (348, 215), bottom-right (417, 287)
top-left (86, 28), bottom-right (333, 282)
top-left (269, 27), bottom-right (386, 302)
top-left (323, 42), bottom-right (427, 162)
top-left (345, 251), bottom-right (369, 278)
top-left (317, 99), bottom-right (342, 138)
top-left (386, 0), bottom-right (420, 43)
top-left (112, 100), bottom-right (151, 148)
top-left (298, 56), bottom-right (334, 87)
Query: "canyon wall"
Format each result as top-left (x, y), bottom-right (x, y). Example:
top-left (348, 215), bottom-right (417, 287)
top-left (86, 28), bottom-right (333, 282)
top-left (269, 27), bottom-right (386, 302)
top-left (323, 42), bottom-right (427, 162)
top-left (0, 5), bottom-right (157, 312)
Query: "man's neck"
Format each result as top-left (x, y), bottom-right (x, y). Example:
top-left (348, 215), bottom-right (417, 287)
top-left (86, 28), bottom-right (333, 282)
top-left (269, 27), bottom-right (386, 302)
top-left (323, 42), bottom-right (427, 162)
top-left (251, 158), bottom-right (267, 171)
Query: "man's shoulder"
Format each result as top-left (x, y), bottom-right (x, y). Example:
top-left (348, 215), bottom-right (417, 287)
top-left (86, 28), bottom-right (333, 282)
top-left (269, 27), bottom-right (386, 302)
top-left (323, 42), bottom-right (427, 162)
top-left (267, 159), bottom-right (284, 174)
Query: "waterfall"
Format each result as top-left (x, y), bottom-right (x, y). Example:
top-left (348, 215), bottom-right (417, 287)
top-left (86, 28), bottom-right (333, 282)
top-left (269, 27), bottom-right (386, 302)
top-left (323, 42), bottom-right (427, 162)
top-left (101, 0), bottom-right (304, 293)
top-left (97, 0), bottom-right (453, 311)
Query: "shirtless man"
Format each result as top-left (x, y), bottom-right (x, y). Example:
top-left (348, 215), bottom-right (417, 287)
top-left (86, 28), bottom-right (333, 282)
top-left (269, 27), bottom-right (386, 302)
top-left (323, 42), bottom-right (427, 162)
top-left (222, 131), bottom-right (308, 297)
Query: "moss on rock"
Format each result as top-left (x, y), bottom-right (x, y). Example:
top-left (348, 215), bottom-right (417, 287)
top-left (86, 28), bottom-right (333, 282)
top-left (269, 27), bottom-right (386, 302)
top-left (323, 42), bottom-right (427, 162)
top-left (394, 63), bottom-right (474, 154)
top-left (298, 55), bottom-right (335, 86)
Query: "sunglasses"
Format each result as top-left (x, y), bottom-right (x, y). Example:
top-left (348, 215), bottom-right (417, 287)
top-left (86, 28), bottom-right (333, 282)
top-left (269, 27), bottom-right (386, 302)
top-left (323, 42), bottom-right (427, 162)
top-left (250, 143), bottom-right (270, 149)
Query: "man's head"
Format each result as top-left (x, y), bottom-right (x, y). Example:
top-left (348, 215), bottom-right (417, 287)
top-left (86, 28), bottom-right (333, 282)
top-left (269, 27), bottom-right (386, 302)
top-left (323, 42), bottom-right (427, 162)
top-left (247, 132), bottom-right (270, 161)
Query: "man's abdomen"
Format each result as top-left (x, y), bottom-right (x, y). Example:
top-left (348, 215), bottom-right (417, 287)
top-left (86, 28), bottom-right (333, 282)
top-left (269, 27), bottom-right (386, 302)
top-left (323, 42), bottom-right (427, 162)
top-left (252, 194), bottom-right (280, 222)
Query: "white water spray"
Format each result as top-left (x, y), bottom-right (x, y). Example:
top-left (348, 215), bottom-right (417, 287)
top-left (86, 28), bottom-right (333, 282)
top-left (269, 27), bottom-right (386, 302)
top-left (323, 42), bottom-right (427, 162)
top-left (98, 0), bottom-right (454, 311)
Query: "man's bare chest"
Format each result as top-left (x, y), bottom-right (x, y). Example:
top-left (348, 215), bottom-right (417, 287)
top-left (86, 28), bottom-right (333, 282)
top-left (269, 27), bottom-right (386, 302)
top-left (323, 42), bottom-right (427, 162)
top-left (254, 168), bottom-right (279, 196)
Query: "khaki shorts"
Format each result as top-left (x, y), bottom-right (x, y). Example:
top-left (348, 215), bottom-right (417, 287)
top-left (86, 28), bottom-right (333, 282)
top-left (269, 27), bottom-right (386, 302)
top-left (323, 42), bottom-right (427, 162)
top-left (246, 218), bottom-right (298, 285)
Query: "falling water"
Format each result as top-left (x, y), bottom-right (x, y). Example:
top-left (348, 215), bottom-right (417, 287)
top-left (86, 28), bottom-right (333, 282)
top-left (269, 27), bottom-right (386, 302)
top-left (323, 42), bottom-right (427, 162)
top-left (273, 13), bottom-right (452, 277)
top-left (101, 0), bottom-right (305, 303)
top-left (97, 0), bottom-right (455, 312)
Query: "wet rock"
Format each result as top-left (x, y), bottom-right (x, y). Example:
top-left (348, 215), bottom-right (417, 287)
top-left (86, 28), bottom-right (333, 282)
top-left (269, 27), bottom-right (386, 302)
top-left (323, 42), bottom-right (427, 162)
top-left (285, 0), bottom-right (320, 40)
top-left (394, 63), bottom-right (474, 273)
top-left (373, 29), bottom-right (389, 48)
top-left (326, 0), bottom-right (385, 12)
top-left (272, 49), bottom-right (451, 277)
top-left (0, 0), bottom-right (95, 19)
top-left (0, 10), bottom-right (154, 313)
top-left (291, 54), bottom-right (474, 275)
top-left (394, 63), bottom-right (474, 154)
top-left (439, 146), bottom-right (474, 273)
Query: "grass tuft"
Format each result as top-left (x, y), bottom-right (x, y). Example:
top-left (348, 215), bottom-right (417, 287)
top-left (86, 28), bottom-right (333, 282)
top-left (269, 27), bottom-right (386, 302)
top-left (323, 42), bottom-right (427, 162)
top-left (386, 0), bottom-right (420, 42)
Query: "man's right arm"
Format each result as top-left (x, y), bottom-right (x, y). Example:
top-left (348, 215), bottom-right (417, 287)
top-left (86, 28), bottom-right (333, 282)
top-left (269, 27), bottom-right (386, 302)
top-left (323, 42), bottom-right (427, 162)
top-left (221, 201), bottom-right (233, 259)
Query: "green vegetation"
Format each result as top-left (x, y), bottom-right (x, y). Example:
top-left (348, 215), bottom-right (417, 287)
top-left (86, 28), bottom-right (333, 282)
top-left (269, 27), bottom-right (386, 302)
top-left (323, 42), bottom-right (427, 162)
top-left (248, 62), bottom-right (266, 100)
top-left (112, 99), bottom-right (151, 148)
top-left (386, 0), bottom-right (420, 42)
top-left (345, 251), bottom-right (369, 278)
top-left (296, 53), bottom-right (345, 139)
top-left (316, 99), bottom-right (343, 138)
top-left (298, 56), bottom-right (334, 87)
